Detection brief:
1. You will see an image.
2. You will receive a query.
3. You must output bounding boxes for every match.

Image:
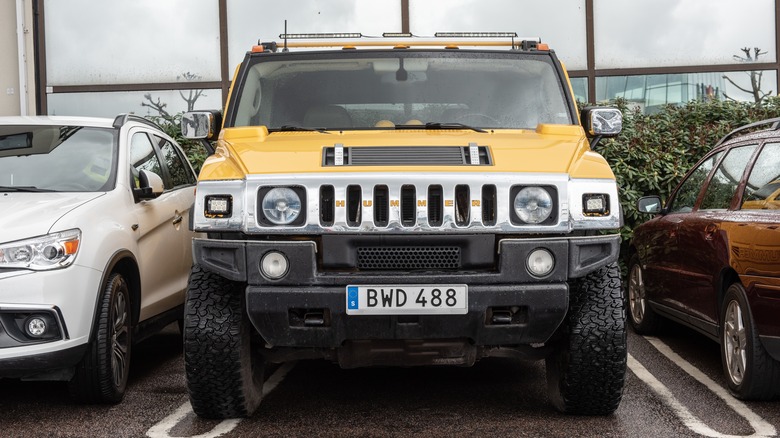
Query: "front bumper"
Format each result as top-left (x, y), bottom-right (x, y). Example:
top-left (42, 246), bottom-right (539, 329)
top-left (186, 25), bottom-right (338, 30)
top-left (194, 234), bottom-right (619, 349)
top-left (0, 265), bottom-right (102, 378)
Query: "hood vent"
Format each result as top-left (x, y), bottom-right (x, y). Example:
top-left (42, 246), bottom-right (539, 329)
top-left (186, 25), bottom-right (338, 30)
top-left (323, 144), bottom-right (492, 166)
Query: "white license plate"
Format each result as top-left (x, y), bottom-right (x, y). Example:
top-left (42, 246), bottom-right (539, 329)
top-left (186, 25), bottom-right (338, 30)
top-left (346, 285), bottom-right (468, 315)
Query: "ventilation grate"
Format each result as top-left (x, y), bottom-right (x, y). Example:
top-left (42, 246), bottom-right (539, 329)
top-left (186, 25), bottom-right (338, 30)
top-left (357, 246), bottom-right (461, 270)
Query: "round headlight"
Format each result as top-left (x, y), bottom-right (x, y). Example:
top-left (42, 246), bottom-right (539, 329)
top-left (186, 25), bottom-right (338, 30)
top-left (261, 251), bottom-right (289, 279)
top-left (514, 187), bottom-right (553, 224)
top-left (527, 248), bottom-right (554, 277)
top-left (262, 188), bottom-right (302, 225)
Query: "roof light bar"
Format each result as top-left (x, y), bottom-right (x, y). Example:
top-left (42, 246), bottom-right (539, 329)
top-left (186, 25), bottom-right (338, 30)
top-left (434, 32), bottom-right (519, 38)
top-left (382, 32), bottom-right (413, 38)
top-left (280, 32), bottom-right (362, 39)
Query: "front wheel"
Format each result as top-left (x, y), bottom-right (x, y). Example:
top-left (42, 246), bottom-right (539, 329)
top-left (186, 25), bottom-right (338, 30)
top-left (626, 255), bottom-right (660, 335)
top-left (184, 265), bottom-right (265, 419)
top-left (69, 273), bottom-right (131, 403)
top-left (546, 262), bottom-right (627, 415)
top-left (720, 283), bottom-right (780, 400)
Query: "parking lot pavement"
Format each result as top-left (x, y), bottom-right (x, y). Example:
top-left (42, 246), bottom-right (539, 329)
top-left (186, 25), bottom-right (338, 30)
top-left (1, 323), bottom-right (779, 437)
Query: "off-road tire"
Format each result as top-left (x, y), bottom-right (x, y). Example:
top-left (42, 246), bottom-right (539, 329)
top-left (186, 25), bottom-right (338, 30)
top-left (720, 283), bottom-right (780, 400)
top-left (69, 273), bottom-right (131, 403)
top-left (627, 255), bottom-right (661, 335)
top-left (184, 265), bottom-right (264, 419)
top-left (546, 262), bottom-right (627, 415)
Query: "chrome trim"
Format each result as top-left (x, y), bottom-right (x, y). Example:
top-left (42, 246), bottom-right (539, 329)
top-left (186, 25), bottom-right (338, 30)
top-left (193, 173), bottom-right (620, 234)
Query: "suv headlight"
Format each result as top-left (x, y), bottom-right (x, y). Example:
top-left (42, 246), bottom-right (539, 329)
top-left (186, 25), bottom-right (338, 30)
top-left (262, 187), bottom-right (302, 225)
top-left (0, 229), bottom-right (81, 270)
top-left (513, 187), bottom-right (553, 224)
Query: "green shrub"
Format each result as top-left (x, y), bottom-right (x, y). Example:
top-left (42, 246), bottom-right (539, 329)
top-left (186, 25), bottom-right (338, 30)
top-left (145, 113), bottom-right (210, 174)
top-left (598, 96), bottom-right (780, 248)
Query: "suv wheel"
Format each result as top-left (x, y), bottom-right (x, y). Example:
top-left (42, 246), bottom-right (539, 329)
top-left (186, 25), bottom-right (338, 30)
top-left (545, 262), bottom-right (626, 415)
top-left (627, 255), bottom-right (660, 334)
top-left (69, 273), bottom-right (131, 403)
top-left (184, 265), bottom-right (265, 419)
top-left (721, 283), bottom-right (780, 400)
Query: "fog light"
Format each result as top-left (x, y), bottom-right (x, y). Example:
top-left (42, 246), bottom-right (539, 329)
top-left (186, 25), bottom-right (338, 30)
top-left (26, 316), bottom-right (47, 337)
top-left (205, 195), bottom-right (233, 218)
top-left (583, 194), bottom-right (609, 216)
top-left (527, 248), bottom-right (554, 277)
top-left (261, 251), bottom-right (289, 279)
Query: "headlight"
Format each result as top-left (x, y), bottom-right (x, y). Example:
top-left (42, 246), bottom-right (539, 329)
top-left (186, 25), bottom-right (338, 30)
top-left (514, 187), bottom-right (553, 224)
top-left (0, 229), bottom-right (81, 270)
top-left (262, 187), bottom-right (302, 225)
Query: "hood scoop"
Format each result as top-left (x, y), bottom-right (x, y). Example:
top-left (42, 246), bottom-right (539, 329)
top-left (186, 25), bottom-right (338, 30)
top-left (322, 143), bottom-right (492, 166)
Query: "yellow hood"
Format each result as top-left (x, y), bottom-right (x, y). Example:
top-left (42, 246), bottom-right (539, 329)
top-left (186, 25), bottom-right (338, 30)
top-left (198, 124), bottom-right (615, 181)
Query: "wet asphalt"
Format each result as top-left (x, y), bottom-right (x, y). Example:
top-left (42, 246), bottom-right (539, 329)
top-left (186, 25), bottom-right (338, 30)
top-left (1, 321), bottom-right (779, 438)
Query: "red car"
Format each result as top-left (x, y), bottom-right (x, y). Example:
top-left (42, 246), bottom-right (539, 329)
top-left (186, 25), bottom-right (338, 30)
top-left (628, 117), bottom-right (780, 400)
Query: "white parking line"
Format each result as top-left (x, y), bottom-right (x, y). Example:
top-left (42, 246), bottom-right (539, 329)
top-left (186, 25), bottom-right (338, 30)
top-left (627, 336), bottom-right (776, 438)
top-left (146, 361), bottom-right (297, 438)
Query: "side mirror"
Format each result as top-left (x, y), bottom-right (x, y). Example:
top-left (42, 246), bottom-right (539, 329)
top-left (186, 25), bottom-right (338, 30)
top-left (134, 169), bottom-right (164, 201)
top-left (181, 110), bottom-right (222, 141)
top-left (636, 195), bottom-right (663, 214)
top-left (581, 107), bottom-right (622, 148)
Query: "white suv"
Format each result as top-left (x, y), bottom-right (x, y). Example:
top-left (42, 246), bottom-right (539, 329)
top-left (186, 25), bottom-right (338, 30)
top-left (0, 114), bottom-right (199, 403)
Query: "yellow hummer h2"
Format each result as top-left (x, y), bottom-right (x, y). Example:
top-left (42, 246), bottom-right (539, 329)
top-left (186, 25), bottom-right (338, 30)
top-left (181, 32), bottom-right (626, 419)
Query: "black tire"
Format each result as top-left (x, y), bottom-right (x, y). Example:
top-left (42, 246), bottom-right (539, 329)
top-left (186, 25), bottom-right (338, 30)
top-left (184, 265), bottom-right (265, 419)
top-left (720, 283), bottom-right (780, 400)
top-left (546, 262), bottom-right (627, 415)
top-left (626, 255), bottom-right (661, 335)
top-left (69, 273), bottom-right (132, 403)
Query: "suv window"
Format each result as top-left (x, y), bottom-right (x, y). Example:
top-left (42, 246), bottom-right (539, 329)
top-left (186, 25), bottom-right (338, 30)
top-left (742, 142), bottom-right (780, 209)
top-left (668, 152), bottom-right (722, 213)
top-left (699, 145), bottom-right (757, 210)
top-left (130, 132), bottom-right (163, 189)
top-left (232, 52), bottom-right (572, 130)
top-left (154, 135), bottom-right (194, 188)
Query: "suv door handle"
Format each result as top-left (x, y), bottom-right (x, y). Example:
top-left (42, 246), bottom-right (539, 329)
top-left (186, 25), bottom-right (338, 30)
top-left (172, 215), bottom-right (183, 225)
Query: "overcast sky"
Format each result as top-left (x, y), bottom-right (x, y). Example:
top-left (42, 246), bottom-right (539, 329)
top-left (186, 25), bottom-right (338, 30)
top-left (41, 0), bottom-right (779, 115)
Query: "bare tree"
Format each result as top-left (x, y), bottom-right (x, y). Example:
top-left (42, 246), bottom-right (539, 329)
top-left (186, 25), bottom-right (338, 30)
top-left (722, 47), bottom-right (772, 103)
top-left (141, 71), bottom-right (206, 122)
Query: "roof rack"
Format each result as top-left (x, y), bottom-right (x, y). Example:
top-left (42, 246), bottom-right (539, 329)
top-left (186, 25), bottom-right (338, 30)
top-left (714, 117), bottom-right (780, 147)
top-left (112, 113), bottom-right (164, 131)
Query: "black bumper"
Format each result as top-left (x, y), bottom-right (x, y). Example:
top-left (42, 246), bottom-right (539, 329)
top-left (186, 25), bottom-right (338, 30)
top-left (0, 343), bottom-right (87, 379)
top-left (194, 234), bottom-right (619, 348)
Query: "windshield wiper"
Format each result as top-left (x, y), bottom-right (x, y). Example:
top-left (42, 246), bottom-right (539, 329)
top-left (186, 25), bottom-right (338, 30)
top-left (0, 185), bottom-right (55, 192)
top-left (272, 125), bottom-right (331, 134)
top-left (395, 122), bottom-right (487, 133)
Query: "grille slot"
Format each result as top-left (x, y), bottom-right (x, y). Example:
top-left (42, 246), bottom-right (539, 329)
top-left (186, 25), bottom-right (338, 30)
top-left (357, 246), bottom-right (461, 270)
top-left (374, 185), bottom-right (389, 227)
top-left (482, 185), bottom-right (497, 226)
top-left (454, 185), bottom-right (470, 226)
top-left (428, 185), bottom-right (443, 226)
top-left (320, 185), bottom-right (334, 226)
top-left (346, 185), bottom-right (362, 226)
top-left (401, 185), bottom-right (417, 226)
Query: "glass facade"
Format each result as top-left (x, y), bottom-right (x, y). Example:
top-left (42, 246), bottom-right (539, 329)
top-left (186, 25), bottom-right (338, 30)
top-left (35, 0), bottom-right (780, 117)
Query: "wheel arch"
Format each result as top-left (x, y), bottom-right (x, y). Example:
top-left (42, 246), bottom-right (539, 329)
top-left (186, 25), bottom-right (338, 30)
top-left (717, 267), bottom-right (741, 315)
top-left (89, 250), bottom-right (141, 342)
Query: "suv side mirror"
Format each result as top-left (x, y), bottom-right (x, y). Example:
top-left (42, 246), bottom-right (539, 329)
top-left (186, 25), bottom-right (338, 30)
top-left (636, 195), bottom-right (663, 214)
top-left (581, 107), bottom-right (622, 148)
top-left (134, 169), bottom-right (164, 201)
top-left (182, 110), bottom-right (222, 141)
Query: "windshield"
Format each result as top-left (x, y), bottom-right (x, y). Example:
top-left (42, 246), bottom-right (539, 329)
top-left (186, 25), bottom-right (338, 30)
top-left (0, 125), bottom-right (117, 192)
top-left (230, 51), bottom-right (574, 130)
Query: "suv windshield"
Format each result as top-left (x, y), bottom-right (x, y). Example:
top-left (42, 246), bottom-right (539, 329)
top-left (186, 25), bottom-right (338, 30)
top-left (0, 125), bottom-right (117, 192)
top-left (230, 51), bottom-right (573, 130)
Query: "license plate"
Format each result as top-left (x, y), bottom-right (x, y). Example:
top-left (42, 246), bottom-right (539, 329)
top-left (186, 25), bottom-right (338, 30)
top-left (346, 285), bottom-right (468, 315)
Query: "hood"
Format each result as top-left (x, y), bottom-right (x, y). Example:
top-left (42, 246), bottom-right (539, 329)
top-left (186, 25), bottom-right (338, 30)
top-left (198, 125), bottom-right (613, 181)
top-left (0, 192), bottom-right (104, 243)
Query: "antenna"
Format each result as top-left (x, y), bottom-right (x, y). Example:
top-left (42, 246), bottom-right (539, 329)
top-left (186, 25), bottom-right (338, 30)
top-left (283, 20), bottom-right (288, 52)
